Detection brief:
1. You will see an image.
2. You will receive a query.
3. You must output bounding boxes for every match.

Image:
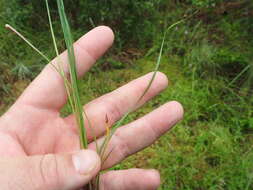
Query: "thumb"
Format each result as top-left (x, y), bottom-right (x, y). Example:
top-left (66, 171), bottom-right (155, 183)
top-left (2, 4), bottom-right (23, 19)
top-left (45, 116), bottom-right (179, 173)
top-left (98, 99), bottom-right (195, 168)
top-left (0, 150), bottom-right (101, 190)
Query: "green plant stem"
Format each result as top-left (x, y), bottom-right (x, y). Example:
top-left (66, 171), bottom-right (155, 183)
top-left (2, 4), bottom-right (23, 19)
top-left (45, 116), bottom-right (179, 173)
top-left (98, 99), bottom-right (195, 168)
top-left (98, 19), bottom-right (186, 164)
top-left (56, 0), bottom-right (88, 149)
top-left (45, 0), bottom-right (75, 113)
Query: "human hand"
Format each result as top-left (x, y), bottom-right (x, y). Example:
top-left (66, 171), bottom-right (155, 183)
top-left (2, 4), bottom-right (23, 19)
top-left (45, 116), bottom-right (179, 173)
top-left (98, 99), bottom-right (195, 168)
top-left (0, 26), bottom-right (183, 190)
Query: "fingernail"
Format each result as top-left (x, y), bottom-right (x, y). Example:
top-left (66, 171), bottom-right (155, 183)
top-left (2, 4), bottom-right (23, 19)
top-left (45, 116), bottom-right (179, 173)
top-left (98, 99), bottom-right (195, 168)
top-left (72, 150), bottom-right (100, 175)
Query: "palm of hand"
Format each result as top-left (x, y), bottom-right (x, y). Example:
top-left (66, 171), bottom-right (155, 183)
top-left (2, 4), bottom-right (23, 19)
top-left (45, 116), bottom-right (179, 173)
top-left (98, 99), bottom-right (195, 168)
top-left (0, 104), bottom-right (79, 156)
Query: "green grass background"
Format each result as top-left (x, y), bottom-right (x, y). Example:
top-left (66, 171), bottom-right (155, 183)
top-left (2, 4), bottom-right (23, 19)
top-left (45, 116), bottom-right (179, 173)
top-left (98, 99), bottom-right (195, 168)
top-left (1, 0), bottom-right (253, 189)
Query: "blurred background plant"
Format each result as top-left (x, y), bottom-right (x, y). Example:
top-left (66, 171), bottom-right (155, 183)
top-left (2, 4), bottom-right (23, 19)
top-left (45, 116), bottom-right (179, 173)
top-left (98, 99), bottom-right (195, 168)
top-left (0, 0), bottom-right (253, 189)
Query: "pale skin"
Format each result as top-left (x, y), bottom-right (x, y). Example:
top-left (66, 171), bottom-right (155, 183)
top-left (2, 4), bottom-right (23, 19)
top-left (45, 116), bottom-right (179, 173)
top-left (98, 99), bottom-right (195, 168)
top-left (0, 26), bottom-right (184, 190)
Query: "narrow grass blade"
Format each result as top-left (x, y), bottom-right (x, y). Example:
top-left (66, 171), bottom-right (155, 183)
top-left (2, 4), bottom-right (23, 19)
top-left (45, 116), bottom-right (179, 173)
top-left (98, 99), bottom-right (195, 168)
top-left (228, 64), bottom-right (251, 86)
top-left (5, 24), bottom-right (50, 62)
top-left (45, 0), bottom-right (59, 57)
top-left (56, 0), bottom-right (88, 148)
top-left (137, 19), bottom-right (185, 103)
top-left (98, 19), bottom-right (185, 159)
top-left (45, 0), bottom-right (75, 112)
top-left (83, 110), bottom-right (99, 151)
top-left (5, 23), bottom-right (62, 76)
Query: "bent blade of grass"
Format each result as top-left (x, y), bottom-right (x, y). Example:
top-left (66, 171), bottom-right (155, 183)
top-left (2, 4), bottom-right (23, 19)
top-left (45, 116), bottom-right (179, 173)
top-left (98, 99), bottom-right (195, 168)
top-left (115, 19), bottom-right (185, 131)
top-left (56, 0), bottom-right (88, 149)
top-left (5, 24), bottom-right (50, 63)
top-left (98, 19), bottom-right (185, 161)
top-left (228, 64), bottom-right (252, 86)
top-left (5, 23), bottom-right (67, 81)
top-left (137, 19), bottom-right (185, 103)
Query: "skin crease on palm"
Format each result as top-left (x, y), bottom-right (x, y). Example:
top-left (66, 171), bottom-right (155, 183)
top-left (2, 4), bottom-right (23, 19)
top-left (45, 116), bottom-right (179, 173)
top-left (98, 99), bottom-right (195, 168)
top-left (0, 26), bottom-right (183, 190)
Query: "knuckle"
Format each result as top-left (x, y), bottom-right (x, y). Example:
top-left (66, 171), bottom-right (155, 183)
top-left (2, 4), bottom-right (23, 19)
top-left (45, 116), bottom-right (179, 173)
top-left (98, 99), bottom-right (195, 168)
top-left (33, 154), bottom-right (62, 190)
top-left (113, 128), bottom-right (131, 159)
top-left (100, 171), bottom-right (121, 190)
top-left (104, 98), bottom-right (122, 123)
top-left (145, 119), bottom-right (160, 140)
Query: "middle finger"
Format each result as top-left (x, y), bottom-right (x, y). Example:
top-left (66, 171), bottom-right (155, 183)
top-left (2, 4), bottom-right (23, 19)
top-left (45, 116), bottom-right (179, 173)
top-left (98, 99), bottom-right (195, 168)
top-left (64, 72), bottom-right (168, 141)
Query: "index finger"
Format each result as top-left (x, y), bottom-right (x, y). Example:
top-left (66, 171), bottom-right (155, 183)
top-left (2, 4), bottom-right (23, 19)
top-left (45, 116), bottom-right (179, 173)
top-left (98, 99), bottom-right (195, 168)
top-left (15, 26), bottom-right (114, 111)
